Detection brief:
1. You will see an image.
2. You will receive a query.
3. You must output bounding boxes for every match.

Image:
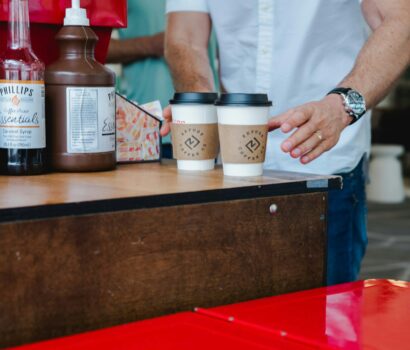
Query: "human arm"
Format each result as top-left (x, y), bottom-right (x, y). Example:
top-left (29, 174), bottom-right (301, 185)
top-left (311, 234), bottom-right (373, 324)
top-left (160, 12), bottom-right (215, 136)
top-left (269, 0), bottom-right (410, 164)
top-left (165, 12), bottom-right (214, 92)
top-left (343, 0), bottom-right (410, 108)
top-left (106, 32), bottom-right (164, 64)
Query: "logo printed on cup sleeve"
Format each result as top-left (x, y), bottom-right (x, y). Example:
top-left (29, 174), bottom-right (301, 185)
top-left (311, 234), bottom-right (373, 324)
top-left (219, 124), bottom-right (268, 164)
top-left (245, 137), bottom-right (261, 154)
top-left (183, 129), bottom-right (201, 151)
top-left (171, 123), bottom-right (219, 160)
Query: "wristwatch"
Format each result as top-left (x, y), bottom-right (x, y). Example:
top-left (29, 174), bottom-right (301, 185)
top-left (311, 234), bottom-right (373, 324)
top-left (327, 88), bottom-right (367, 125)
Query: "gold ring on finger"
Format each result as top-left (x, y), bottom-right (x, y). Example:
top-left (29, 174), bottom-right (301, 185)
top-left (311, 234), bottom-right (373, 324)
top-left (315, 131), bottom-right (323, 141)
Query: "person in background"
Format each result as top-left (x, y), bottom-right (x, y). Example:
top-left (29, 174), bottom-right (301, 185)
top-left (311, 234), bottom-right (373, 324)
top-left (161, 0), bottom-right (410, 284)
top-left (107, 0), bottom-right (174, 157)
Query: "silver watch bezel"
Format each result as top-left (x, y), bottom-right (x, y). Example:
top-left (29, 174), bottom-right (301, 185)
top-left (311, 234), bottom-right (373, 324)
top-left (341, 89), bottom-right (367, 119)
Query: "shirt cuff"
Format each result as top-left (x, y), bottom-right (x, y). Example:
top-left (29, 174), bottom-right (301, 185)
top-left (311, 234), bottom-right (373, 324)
top-left (166, 0), bottom-right (209, 13)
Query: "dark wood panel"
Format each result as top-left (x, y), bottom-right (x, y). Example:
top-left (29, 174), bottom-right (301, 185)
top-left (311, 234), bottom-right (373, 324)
top-left (0, 193), bottom-right (326, 348)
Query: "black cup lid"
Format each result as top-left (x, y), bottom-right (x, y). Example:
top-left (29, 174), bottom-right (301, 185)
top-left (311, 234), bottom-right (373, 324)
top-left (170, 92), bottom-right (218, 105)
top-left (215, 93), bottom-right (272, 107)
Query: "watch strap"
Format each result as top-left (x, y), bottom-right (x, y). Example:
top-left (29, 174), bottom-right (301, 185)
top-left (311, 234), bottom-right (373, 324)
top-left (327, 87), bottom-right (361, 125)
top-left (327, 87), bottom-right (352, 96)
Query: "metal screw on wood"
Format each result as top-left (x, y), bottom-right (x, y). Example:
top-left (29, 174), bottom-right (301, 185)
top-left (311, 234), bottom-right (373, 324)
top-left (269, 204), bottom-right (278, 215)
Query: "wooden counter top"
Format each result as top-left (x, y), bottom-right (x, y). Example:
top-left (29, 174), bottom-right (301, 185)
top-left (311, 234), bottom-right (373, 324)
top-left (1, 161), bottom-right (336, 347)
top-left (0, 161), bottom-right (341, 222)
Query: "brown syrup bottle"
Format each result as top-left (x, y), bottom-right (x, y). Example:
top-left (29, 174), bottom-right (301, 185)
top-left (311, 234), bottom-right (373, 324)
top-left (45, 0), bottom-right (116, 172)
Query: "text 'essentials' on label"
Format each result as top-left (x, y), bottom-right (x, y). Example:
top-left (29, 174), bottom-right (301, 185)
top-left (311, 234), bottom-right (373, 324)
top-left (0, 81), bottom-right (46, 150)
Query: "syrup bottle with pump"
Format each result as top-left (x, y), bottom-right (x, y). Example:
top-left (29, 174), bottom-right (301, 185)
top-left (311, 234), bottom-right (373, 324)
top-left (45, 0), bottom-right (116, 172)
top-left (0, 0), bottom-right (46, 175)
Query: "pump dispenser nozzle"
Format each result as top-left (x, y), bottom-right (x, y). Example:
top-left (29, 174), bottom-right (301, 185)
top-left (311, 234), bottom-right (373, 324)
top-left (64, 0), bottom-right (90, 26)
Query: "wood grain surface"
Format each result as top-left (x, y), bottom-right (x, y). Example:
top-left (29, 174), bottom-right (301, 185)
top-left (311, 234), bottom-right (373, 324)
top-left (0, 192), bottom-right (327, 348)
top-left (0, 161), bottom-right (339, 211)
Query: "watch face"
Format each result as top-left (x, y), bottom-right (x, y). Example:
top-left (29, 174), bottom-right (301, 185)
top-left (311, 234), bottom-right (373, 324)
top-left (347, 90), bottom-right (366, 116)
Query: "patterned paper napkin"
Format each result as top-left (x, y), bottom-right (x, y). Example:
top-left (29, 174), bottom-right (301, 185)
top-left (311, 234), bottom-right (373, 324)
top-left (116, 93), bottom-right (163, 163)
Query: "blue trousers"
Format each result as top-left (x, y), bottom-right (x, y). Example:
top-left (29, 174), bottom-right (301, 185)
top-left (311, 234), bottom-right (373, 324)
top-left (162, 144), bottom-right (173, 159)
top-left (327, 158), bottom-right (368, 285)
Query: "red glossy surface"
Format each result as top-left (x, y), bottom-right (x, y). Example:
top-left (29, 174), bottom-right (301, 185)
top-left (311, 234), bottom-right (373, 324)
top-left (11, 313), bottom-right (316, 350)
top-left (0, 1), bottom-right (127, 64)
top-left (10, 280), bottom-right (410, 349)
top-left (205, 279), bottom-right (410, 350)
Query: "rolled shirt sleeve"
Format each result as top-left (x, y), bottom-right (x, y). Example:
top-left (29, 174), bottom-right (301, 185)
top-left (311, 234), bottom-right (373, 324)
top-left (166, 0), bottom-right (209, 13)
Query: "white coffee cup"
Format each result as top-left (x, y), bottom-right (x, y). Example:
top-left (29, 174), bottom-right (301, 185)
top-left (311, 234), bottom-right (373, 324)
top-left (170, 93), bottom-right (219, 171)
top-left (216, 94), bottom-right (272, 177)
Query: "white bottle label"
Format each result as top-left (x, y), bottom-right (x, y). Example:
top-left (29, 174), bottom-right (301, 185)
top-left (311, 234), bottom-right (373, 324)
top-left (67, 87), bottom-right (116, 154)
top-left (0, 81), bottom-right (46, 149)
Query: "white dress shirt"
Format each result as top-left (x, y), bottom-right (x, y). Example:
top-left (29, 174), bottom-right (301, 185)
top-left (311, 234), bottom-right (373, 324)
top-left (166, 0), bottom-right (371, 175)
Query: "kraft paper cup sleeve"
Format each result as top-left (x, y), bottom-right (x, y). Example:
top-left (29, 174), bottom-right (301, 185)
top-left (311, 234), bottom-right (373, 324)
top-left (218, 124), bottom-right (268, 164)
top-left (171, 123), bottom-right (219, 160)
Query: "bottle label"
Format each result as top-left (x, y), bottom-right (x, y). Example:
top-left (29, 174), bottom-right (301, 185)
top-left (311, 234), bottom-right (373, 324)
top-left (0, 80), bottom-right (46, 149)
top-left (66, 87), bottom-right (116, 154)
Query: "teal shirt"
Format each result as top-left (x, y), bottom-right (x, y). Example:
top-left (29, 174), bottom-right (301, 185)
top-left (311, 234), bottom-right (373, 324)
top-left (119, 0), bottom-right (173, 107)
top-left (119, 0), bottom-right (174, 143)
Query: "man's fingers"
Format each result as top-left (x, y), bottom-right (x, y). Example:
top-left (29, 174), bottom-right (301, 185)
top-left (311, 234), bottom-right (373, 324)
top-left (268, 111), bottom-right (292, 131)
top-left (281, 121), bottom-right (316, 153)
top-left (289, 132), bottom-right (323, 158)
top-left (300, 142), bottom-right (330, 164)
top-left (163, 105), bottom-right (172, 122)
top-left (269, 106), bottom-right (312, 133)
top-left (281, 108), bottom-right (311, 133)
top-left (160, 105), bottom-right (172, 137)
top-left (160, 122), bottom-right (171, 137)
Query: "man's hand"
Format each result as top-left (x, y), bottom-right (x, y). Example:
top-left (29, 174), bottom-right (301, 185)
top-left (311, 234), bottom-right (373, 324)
top-left (267, 0), bottom-right (410, 166)
top-left (160, 106), bottom-right (173, 137)
top-left (268, 95), bottom-right (353, 164)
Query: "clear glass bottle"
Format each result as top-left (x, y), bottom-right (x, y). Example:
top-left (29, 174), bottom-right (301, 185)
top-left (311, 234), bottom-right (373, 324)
top-left (0, 0), bottom-right (46, 175)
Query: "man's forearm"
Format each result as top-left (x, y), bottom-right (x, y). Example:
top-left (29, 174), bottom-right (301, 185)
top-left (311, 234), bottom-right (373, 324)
top-left (165, 41), bottom-right (214, 92)
top-left (106, 33), bottom-right (164, 64)
top-left (341, 6), bottom-right (410, 108)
